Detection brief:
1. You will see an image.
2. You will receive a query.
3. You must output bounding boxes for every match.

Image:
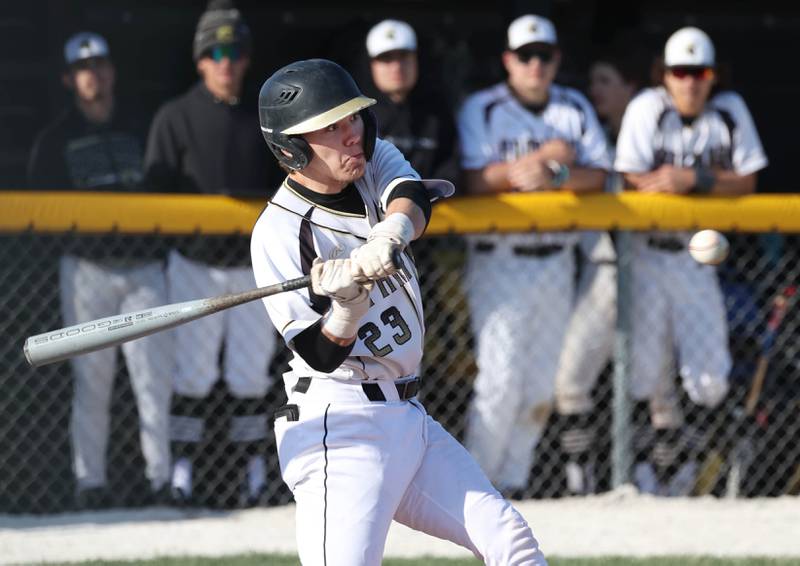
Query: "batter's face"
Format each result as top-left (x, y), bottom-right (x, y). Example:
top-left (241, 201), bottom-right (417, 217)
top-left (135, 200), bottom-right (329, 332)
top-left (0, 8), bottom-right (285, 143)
top-left (197, 45), bottom-right (250, 100)
top-left (589, 62), bottom-right (636, 122)
top-left (664, 66), bottom-right (714, 117)
top-left (300, 113), bottom-right (367, 190)
top-left (63, 57), bottom-right (115, 104)
top-left (503, 43), bottom-right (560, 102)
top-left (370, 50), bottom-right (418, 101)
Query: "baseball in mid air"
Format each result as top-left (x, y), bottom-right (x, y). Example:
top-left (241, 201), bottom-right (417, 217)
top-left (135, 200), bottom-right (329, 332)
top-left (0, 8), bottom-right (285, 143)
top-left (689, 229), bottom-right (729, 265)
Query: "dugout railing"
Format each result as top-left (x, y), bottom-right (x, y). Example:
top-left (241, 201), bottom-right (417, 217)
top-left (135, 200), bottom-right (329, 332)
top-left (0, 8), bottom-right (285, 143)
top-left (1, 192), bottom-right (798, 513)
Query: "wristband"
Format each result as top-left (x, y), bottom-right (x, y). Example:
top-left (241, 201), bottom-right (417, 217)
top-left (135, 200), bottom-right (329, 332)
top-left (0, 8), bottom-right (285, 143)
top-left (692, 165), bottom-right (715, 194)
top-left (546, 160), bottom-right (570, 188)
top-left (322, 294), bottom-right (369, 339)
top-left (370, 213), bottom-right (415, 246)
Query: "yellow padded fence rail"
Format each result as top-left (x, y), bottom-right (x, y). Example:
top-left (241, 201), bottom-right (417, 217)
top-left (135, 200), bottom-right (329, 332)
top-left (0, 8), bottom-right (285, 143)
top-left (1, 191), bottom-right (799, 234)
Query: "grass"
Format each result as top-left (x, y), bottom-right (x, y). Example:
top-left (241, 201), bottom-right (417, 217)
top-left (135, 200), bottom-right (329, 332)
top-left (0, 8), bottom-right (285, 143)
top-left (44, 556), bottom-right (800, 565)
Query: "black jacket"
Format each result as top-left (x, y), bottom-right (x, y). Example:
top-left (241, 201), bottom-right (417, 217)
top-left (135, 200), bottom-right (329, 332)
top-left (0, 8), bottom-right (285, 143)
top-left (27, 105), bottom-right (145, 191)
top-left (144, 82), bottom-right (280, 196)
top-left (370, 88), bottom-right (459, 184)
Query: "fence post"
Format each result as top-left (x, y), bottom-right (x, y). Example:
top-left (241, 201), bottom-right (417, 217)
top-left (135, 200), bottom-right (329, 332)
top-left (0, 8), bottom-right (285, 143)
top-left (611, 181), bottom-right (633, 488)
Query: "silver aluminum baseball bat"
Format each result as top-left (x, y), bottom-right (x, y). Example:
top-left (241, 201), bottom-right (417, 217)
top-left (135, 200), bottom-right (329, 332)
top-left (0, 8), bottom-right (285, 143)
top-left (24, 275), bottom-right (311, 367)
top-left (23, 249), bottom-right (404, 368)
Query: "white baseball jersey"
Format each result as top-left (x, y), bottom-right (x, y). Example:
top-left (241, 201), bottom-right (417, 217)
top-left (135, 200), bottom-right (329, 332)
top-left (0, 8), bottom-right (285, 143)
top-left (458, 82), bottom-right (612, 247)
top-left (616, 86), bottom-right (768, 242)
top-left (251, 139), bottom-right (427, 391)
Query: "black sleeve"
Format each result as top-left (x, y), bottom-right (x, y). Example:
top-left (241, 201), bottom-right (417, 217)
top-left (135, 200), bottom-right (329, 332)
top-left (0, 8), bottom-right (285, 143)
top-left (290, 319), bottom-right (355, 372)
top-left (27, 129), bottom-right (68, 190)
top-left (386, 180), bottom-right (432, 225)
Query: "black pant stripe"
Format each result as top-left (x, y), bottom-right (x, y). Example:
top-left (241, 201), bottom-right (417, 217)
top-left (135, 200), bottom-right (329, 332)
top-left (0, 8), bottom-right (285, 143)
top-left (323, 403), bottom-right (331, 566)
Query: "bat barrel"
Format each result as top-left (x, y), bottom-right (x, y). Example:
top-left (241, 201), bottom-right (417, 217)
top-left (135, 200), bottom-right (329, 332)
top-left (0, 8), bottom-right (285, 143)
top-left (23, 301), bottom-right (209, 367)
top-left (23, 275), bottom-right (312, 368)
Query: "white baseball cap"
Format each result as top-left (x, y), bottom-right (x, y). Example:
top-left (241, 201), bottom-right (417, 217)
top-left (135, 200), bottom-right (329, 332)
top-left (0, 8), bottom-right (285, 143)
top-left (366, 19), bottom-right (417, 58)
top-left (664, 27), bottom-right (715, 67)
top-left (64, 32), bottom-right (110, 65)
top-left (507, 14), bottom-right (557, 50)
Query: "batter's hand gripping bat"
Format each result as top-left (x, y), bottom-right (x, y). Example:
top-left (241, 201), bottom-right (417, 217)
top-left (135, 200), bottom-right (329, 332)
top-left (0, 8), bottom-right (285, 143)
top-left (24, 250), bottom-right (403, 368)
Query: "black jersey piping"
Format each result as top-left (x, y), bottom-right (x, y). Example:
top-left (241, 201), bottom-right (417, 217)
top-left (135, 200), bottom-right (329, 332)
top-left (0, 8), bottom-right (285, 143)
top-left (299, 207), bottom-right (331, 315)
top-left (269, 201), bottom-right (368, 241)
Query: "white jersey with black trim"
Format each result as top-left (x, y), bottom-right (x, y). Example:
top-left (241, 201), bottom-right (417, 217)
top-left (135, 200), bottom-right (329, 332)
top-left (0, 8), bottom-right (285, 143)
top-left (615, 86), bottom-right (768, 242)
top-left (458, 82), bottom-right (611, 247)
top-left (250, 139), bottom-right (427, 392)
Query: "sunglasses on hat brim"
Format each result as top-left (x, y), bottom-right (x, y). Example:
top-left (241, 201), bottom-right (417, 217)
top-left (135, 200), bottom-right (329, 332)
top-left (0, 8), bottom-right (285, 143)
top-left (667, 66), bottom-right (714, 80)
top-left (514, 45), bottom-right (557, 64)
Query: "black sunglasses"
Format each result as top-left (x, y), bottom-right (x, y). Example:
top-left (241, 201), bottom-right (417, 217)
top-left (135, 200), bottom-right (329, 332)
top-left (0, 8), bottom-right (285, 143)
top-left (515, 47), bottom-right (556, 64)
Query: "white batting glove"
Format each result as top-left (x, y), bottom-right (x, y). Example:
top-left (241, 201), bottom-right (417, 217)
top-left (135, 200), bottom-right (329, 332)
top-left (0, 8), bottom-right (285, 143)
top-left (311, 258), bottom-right (370, 338)
top-left (351, 213), bottom-right (414, 280)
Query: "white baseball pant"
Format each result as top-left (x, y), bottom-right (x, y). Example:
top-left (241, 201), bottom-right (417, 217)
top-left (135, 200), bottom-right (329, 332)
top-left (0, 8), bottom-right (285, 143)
top-left (59, 255), bottom-right (172, 490)
top-left (276, 378), bottom-right (548, 565)
top-left (630, 237), bottom-right (731, 409)
top-left (464, 247), bottom-right (574, 490)
top-left (167, 250), bottom-right (277, 399)
top-left (554, 253), bottom-right (616, 414)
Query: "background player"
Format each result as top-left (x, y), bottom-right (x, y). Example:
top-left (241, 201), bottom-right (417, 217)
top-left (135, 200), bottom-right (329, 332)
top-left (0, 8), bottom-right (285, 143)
top-left (364, 18), bottom-right (459, 181)
top-left (27, 31), bottom-right (171, 509)
top-left (457, 14), bottom-right (610, 497)
top-left (615, 26), bottom-right (768, 495)
top-left (145, 0), bottom-right (280, 506)
top-left (252, 58), bottom-right (547, 565)
top-left (553, 49), bottom-right (643, 495)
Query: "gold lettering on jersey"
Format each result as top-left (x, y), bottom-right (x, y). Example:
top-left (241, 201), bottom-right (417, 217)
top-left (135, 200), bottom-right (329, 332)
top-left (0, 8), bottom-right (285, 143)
top-left (374, 265), bottom-right (413, 299)
top-left (376, 277), bottom-right (397, 298)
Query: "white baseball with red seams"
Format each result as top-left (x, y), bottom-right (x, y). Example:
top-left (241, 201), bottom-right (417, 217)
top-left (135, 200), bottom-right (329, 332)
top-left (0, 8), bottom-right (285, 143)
top-left (689, 229), bottom-right (729, 265)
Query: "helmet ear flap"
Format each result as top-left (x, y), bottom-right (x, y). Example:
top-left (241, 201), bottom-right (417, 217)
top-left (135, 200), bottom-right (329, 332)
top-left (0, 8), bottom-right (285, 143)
top-left (360, 108), bottom-right (377, 161)
top-left (263, 132), bottom-right (313, 171)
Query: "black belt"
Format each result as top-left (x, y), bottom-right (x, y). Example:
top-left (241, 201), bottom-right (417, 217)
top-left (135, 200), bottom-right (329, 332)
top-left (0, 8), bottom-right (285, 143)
top-left (474, 241), bottom-right (564, 257)
top-left (292, 376), bottom-right (420, 402)
top-left (647, 237), bottom-right (684, 252)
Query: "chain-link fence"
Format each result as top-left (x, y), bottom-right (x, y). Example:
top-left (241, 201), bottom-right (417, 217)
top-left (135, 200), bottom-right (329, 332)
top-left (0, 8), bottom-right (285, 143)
top-left (2, 208), bottom-right (799, 514)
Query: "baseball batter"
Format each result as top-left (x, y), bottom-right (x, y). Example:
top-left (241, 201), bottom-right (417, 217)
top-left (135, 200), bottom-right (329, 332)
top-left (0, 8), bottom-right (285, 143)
top-left (252, 59), bottom-right (547, 565)
top-left (457, 14), bottom-right (610, 495)
top-left (615, 26), bottom-right (768, 494)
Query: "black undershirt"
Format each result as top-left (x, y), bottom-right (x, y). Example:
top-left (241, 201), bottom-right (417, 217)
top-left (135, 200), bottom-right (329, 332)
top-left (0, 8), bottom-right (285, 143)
top-left (286, 177), bottom-right (366, 215)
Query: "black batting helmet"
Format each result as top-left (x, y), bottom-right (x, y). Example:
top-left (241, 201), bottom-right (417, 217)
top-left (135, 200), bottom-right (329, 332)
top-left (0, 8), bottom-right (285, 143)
top-left (258, 59), bottom-right (377, 171)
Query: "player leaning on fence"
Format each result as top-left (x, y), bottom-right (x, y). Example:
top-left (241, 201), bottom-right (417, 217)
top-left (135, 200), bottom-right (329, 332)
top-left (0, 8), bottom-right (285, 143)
top-left (251, 58), bottom-right (547, 565)
top-left (456, 14), bottom-right (610, 498)
top-left (615, 27), bottom-right (768, 496)
top-left (27, 31), bottom-right (171, 510)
